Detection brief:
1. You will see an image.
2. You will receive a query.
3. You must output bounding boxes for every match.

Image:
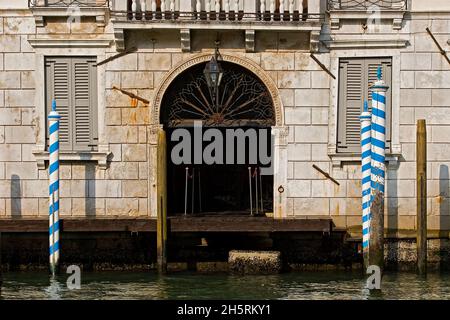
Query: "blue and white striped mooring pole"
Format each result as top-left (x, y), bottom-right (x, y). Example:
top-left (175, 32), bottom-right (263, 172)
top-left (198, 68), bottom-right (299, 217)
top-left (360, 100), bottom-right (372, 263)
top-left (370, 67), bottom-right (389, 197)
top-left (48, 100), bottom-right (61, 276)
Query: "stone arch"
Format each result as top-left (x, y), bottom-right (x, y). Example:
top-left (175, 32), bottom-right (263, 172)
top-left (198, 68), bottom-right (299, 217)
top-left (151, 53), bottom-right (284, 127)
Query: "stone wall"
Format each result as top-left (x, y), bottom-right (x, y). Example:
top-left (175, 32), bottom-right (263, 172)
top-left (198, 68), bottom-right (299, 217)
top-left (0, 5), bottom-right (449, 236)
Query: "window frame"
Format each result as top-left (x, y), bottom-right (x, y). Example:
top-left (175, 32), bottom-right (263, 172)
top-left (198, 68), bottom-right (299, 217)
top-left (327, 49), bottom-right (402, 168)
top-left (31, 44), bottom-right (111, 169)
top-left (336, 56), bottom-right (393, 154)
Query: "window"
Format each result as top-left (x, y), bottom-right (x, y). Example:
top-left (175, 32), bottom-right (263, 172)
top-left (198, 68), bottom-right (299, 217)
top-left (337, 57), bottom-right (392, 153)
top-left (45, 57), bottom-right (98, 151)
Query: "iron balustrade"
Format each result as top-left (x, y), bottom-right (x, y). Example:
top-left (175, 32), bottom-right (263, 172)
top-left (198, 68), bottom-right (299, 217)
top-left (327, 0), bottom-right (407, 10)
top-left (112, 1), bottom-right (323, 23)
top-left (28, 0), bottom-right (110, 7)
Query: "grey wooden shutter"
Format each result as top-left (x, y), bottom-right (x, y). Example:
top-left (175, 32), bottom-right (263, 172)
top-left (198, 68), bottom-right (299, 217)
top-left (337, 57), bottom-right (392, 153)
top-left (46, 58), bottom-right (72, 150)
top-left (337, 59), bottom-right (364, 153)
top-left (46, 57), bottom-right (98, 152)
top-left (72, 58), bottom-right (98, 151)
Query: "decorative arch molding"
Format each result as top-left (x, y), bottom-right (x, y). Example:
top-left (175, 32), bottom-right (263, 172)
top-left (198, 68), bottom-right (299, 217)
top-left (151, 53), bottom-right (284, 127)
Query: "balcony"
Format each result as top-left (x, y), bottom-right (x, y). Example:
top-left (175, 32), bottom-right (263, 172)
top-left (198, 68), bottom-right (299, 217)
top-left (327, 0), bottom-right (407, 30)
top-left (28, 0), bottom-right (111, 27)
top-left (110, 0), bottom-right (324, 51)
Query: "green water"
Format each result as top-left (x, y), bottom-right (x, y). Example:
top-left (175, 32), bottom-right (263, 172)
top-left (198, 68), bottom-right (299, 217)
top-left (1, 271), bottom-right (450, 300)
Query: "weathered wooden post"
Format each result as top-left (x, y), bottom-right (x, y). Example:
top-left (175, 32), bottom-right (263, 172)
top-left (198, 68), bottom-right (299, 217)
top-left (157, 129), bottom-right (168, 274)
top-left (416, 119), bottom-right (427, 274)
top-left (0, 231), bottom-right (3, 295)
top-left (369, 67), bottom-right (388, 272)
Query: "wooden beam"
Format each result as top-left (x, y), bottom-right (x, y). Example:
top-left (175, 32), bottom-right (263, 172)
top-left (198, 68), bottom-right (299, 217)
top-left (426, 27), bottom-right (450, 65)
top-left (0, 217), bottom-right (332, 233)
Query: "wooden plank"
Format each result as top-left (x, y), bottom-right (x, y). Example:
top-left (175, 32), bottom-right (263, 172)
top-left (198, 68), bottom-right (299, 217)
top-left (169, 217), bottom-right (332, 233)
top-left (0, 218), bottom-right (155, 233)
top-left (0, 217), bottom-right (331, 233)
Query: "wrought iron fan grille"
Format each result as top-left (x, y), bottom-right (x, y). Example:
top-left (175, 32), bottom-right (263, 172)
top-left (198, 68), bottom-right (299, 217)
top-left (161, 62), bottom-right (275, 127)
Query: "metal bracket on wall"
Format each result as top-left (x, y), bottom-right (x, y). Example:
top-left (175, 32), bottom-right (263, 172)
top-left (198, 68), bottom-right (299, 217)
top-left (310, 53), bottom-right (336, 79)
top-left (312, 164), bottom-right (340, 186)
top-left (426, 27), bottom-right (450, 65)
top-left (112, 86), bottom-right (150, 105)
top-left (95, 47), bottom-right (137, 67)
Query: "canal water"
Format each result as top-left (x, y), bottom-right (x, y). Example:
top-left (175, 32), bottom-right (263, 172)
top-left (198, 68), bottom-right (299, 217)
top-left (1, 271), bottom-right (450, 300)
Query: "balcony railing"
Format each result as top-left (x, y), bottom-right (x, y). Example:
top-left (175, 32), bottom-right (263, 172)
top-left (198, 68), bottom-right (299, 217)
top-left (29, 0), bottom-right (110, 7)
top-left (327, 0), bottom-right (407, 10)
top-left (112, 1), bottom-right (321, 23)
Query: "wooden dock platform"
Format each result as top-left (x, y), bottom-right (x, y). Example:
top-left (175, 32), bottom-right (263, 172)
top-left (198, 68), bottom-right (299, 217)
top-left (0, 216), bottom-right (332, 233)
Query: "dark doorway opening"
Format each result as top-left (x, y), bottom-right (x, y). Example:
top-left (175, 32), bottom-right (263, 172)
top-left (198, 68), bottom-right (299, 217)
top-left (166, 126), bottom-right (274, 216)
top-left (161, 61), bottom-right (275, 217)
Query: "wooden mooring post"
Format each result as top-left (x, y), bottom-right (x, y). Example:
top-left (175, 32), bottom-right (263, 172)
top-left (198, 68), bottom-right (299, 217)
top-left (369, 191), bottom-right (384, 271)
top-left (0, 231), bottom-right (2, 295)
top-left (157, 129), bottom-right (168, 274)
top-left (416, 119), bottom-right (427, 274)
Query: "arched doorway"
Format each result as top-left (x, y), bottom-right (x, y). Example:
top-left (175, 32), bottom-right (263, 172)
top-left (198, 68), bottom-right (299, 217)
top-left (160, 61), bottom-right (275, 216)
top-left (149, 53), bottom-right (288, 220)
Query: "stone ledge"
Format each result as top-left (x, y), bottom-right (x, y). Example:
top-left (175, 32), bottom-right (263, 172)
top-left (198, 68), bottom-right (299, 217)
top-left (329, 153), bottom-right (401, 168)
top-left (32, 150), bottom-right (112, 170)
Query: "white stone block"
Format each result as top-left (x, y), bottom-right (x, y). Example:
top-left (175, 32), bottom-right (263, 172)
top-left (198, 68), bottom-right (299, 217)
top-left (295, 89), bottom-right (329, 106)
top-left (293, 198), bottom-right (330, 216)
top-left (138, 53), bottom-right (171, 71)
top-left (105, 53), bottom-right (137, 71)
top-left (122, 180), bottom-right (148, 197)
top-left (106, 162), bottom-right (139, 179)
top-left (4, 17), bottom-right (35, 34)
top-left (278, 71), bottom-right (310, 89)
top-left (22, 180), bottom-right (48, 197)
top-left (311, 180), bottom-right (346, 198)
top-left (106, 198), bottom-right (139, 215)
top-left (401, 52), bottom-right (431, 71)
top-left (293, 161), bottom-right (329, 180)
top-left (279, 89), bottom-right (294, 107)
top-left (286, 179), bottom-right (311, 197)
top-left (287, 143), bottom-right (311, 161)
top-left (5, 89), bottom-right (35, 106)
top-left (400, 71), bottom-right (415, 88)
top-left (0, 108), bottom-right (21, 125)
top-left (0, 144), bottom-right (21, 161)
top-left (432, 126), bottom-right (450, 143)
top-left (284, 107), bottom-right (310, 125)
top-left (6, 162), bottom-right (38, 180)
top-left (311, 71), bottom-right (330, 89)
top-left (121, 71), bottom-right (153, 89)
top-left (311, 144), bottom-right (329, 161)
top-left (294, 126), bottom-right (328, 143)
top-left (400, 89), bottom-right (431, 106)
top-left (89, 180), bottom-right (121, 198)
top-left (261, 53), bottom-right (294, 71)
top-left (4, 53), bottom-right (35, 71)
top-left (0, 35), bottom-right (21, 52)
top-left (123, 144), bottom-right (147, 162)
top-left (0, 72), bottom-right (20, 89)
top-left (5, 126), bottom-right (35, 143)
top-left (311, 108), bottom-right (328, 125)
